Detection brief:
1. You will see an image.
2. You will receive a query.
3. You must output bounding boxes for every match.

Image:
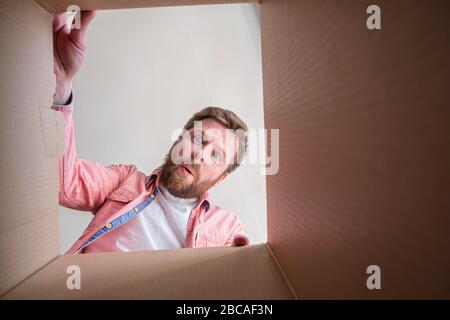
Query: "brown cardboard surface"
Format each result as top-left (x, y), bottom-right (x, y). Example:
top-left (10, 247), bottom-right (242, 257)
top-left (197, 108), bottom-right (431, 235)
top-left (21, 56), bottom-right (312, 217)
top-left (2, 0), bottom-right (450, 300)
top-left (262, 0), bottom-right (450, 298)
top-left (35, 0), bottom-right (259, 13)
top-left (0, 0), bottom-right (61, 295)
top-left (3, 244), bottom-right (294, 299)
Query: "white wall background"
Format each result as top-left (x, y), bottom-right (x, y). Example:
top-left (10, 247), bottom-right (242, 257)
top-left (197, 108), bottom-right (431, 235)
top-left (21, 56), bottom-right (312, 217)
top-left (59, 4), bottom-right (266, 253)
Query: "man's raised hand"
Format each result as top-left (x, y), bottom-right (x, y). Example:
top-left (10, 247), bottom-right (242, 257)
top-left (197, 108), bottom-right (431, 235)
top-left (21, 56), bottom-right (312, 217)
top-left (53, 11), bottom-right (96, 104)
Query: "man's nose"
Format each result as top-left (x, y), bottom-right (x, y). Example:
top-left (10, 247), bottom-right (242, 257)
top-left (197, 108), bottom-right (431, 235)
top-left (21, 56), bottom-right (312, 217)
top-left (192, 147), bottom-right (204, 164)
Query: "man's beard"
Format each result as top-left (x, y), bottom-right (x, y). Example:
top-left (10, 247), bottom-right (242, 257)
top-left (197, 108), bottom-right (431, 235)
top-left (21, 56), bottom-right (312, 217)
top-left (159, 152), bottom-right (217, 199)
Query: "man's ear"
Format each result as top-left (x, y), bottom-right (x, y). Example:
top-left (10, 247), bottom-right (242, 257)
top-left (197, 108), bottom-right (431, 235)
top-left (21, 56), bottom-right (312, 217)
top-left (213, 172), bottom-right (228, 187)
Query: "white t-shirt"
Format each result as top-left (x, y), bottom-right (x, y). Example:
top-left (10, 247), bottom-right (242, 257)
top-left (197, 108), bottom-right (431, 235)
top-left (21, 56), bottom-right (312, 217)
top-left (83, 185), bottom-right (198, 253)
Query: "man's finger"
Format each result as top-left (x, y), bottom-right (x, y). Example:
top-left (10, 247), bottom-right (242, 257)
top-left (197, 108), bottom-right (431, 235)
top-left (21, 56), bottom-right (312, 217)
top-left (232, 234), bottom-right (250, 247)
top-left (69, 11), bottom-right (96, 47)
top-left (53, 13), bottom-right (68, 35)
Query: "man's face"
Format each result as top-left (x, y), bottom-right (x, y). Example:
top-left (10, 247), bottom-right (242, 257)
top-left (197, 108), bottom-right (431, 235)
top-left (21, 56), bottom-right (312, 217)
top-left (160, 118), bottom-right (239, 198)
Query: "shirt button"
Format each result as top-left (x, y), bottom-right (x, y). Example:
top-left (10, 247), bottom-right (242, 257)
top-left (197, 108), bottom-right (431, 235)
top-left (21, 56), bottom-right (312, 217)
top-left (150, 194), bottom-right (155, 199)
top-left (105, 223), bottom-right (112, 229)
top-left (134, 207), bottom-right (139, 212)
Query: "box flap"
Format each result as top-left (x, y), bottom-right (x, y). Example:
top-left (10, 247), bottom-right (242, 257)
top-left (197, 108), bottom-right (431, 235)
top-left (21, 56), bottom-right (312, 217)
top-left (3, 244), bottom-right (294, 299)
top-left (0, 0), bottom-right (61, 295)
top-left (262, 0), bottom-right (450, 298)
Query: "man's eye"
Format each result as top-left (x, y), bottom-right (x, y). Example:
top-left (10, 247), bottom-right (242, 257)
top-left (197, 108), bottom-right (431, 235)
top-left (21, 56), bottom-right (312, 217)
top-left (193, 135), bottom-right (202, 144)
top-left (212, 151), bottom-right (223, 162)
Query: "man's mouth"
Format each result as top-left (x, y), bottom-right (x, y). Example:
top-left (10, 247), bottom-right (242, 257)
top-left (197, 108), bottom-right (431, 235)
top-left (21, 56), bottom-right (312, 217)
top-left (180, 165), bottom-right (194, 176)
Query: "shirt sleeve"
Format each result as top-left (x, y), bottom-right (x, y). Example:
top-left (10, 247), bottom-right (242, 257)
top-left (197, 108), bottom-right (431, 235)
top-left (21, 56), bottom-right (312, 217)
top-left (52, 90), bottom-right (137, 214)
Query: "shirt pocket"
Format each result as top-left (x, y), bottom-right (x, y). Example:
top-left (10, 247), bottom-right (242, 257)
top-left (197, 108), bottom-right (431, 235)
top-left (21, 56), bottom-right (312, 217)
top-left (98, 187), bottom-right (139, 217)
top-left (196, 232), bottom-right (219, 248)
top-left (108, 187), bottom-right (139, 203)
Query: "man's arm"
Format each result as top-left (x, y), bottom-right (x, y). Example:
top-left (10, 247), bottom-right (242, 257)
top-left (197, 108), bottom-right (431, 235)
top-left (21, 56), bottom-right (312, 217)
top-left (52, 11), bottom-right (134, 213)
top-left (53, 94), bottom-right (135, 213)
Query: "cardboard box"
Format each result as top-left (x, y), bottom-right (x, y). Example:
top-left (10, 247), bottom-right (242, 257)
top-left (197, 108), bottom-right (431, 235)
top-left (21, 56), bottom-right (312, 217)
top-left (0, 0), bottom-right (449, 299)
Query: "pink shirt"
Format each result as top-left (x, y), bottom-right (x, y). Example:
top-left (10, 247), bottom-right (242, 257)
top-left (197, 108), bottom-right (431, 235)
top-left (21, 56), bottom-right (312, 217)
top-left (83, 185), bottom-right (198, 253)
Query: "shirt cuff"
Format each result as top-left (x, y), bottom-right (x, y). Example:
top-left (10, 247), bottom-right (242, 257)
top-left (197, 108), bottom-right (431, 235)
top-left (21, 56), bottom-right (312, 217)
top-left (52, 90), bottom-right (74, 110)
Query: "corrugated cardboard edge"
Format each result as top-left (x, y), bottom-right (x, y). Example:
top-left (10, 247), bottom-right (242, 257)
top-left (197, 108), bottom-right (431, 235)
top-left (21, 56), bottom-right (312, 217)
top-left (264, 243), bottom-right (298, 300)
top-left (0, 255), bottom-right (60, 299)
top-left (32, 0), bottom-right (54, 14)
top-left (34, 0), bottom-right (261, 14)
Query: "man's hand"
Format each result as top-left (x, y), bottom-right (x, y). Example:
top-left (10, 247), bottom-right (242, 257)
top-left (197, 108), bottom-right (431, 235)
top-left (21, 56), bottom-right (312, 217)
top-left (231, 234), bottom-right (250, 247)
top-left (53, 11), bottom-right (96, 105)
